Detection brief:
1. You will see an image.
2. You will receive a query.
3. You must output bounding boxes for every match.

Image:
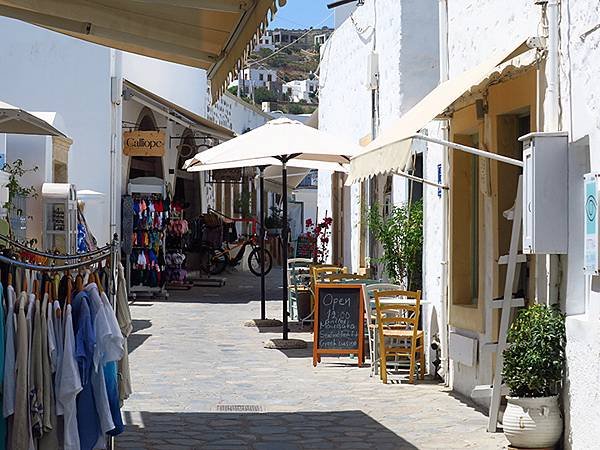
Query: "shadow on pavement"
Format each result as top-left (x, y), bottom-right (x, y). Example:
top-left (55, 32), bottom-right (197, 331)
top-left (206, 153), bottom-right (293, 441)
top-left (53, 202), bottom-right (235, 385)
top-left (119, 410), bottom-right (418, 450)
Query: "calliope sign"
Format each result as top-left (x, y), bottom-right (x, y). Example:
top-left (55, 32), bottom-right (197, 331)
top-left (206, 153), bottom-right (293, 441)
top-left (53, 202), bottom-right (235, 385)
top-left (123, 130), bottom-right (166, 156)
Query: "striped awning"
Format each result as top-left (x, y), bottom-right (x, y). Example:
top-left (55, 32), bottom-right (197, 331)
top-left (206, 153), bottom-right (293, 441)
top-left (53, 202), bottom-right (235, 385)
top-left (0, 0), bottom-right (286, 101)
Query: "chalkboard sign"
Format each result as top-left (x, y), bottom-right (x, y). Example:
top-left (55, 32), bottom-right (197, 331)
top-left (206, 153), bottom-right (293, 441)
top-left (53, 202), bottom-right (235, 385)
top-left (313, 284), bottom-right (364, 367)
top-left (295, 235), bottom-right (314, 259)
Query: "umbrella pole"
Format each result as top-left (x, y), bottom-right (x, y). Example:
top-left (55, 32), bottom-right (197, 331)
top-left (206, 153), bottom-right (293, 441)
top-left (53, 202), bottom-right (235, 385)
top-left (259, 166), bottom-right (266, 321)
top-left (282, 161), bottom-right (289, 340)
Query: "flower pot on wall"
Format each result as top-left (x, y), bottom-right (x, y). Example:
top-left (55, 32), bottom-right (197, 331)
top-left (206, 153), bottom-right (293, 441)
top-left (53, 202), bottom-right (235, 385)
top-left (503, 396), bottom-right (562, 449)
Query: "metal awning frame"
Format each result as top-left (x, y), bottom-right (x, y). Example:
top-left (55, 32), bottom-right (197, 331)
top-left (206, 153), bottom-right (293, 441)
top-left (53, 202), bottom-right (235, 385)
top-left (388, 133), bottom-right (523, 191)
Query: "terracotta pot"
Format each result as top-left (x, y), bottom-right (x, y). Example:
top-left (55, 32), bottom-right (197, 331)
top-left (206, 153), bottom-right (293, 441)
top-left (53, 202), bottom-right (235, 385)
top-left (503, 395), bottom-right (562, 449)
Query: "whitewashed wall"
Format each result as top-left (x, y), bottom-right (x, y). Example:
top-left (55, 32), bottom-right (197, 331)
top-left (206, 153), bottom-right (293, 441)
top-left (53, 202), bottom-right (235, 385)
top-left (0, 17), bottom-right (114, 245)
top-left (557, 1), bottom-right (600, 448)
top-left (318, 0), bottom-right (439, 271)
top-left (440, 0), bottom-right (539, 403)
top-left (207, 91), bottom-right (271, 135)
top-left (123, 52), bottom-right (208, 117)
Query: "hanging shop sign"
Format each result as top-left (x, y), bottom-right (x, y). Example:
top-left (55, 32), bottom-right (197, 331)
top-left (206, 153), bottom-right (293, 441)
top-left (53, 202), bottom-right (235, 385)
top-left (212, 168), bottom-right (242, 182)
top-left (123, 131), bottom-right (166, 156)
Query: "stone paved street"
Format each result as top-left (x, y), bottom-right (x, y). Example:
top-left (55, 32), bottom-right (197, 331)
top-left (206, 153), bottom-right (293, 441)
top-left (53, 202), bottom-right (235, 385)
top-left (117, 269), bottom-right (508, 450)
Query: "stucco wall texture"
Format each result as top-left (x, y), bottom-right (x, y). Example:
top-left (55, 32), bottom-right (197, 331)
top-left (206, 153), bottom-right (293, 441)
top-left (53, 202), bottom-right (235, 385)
top-left (444, 1), bottom-right (600, 447)
top-left (318, 0), bottom-right (439, 272)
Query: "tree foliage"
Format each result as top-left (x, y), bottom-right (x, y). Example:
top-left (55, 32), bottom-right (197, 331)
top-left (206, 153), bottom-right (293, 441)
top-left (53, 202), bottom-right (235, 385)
top-left (502, 304), bottom-right (566, 397)
top-left (367, 200), bottom-right (423, 289)
top-left (253, 86), bottom-right (278, 105)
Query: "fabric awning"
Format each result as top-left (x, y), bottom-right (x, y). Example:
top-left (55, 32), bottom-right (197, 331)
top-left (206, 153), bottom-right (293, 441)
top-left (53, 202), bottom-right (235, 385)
top-left (124, 80), bottom-right (235, 140)
top-left (0, 101), bottom-right (67, 136)
top-left (0, 0), bottom-right (285, 101)
top-left (347, 38), bottom-right (534, 184)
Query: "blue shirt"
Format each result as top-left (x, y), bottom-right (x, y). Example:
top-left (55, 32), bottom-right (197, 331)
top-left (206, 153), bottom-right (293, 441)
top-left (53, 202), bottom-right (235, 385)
top-left (72, 291), bottom-right (101, 450)
top-left (0, 284), bottom-right (6, 450)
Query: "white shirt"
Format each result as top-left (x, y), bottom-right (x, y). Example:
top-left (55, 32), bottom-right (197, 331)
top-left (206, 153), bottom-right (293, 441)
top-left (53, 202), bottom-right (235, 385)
top-left (3, 285), bottom-right (16, 418)
top-left (57, 304), bottom-right (82, 450)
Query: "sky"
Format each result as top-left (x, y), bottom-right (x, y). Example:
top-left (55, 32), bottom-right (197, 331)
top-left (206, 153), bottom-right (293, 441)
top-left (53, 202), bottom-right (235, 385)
top-left (268, 0), bottom-right (335, 30)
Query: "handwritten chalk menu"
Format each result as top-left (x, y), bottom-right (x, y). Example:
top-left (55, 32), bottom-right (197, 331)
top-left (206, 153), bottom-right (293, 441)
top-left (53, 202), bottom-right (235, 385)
top-left (295, 235), bottom-right (313, 259)
top-left (313, 284), bottom-right (364, 367)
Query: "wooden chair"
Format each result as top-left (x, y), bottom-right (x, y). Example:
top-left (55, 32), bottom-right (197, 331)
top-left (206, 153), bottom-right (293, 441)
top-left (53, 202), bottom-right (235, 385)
top-left (306, 265), bottom-right (347, 322)
top-left (322, 273), bottom-right (370, 283)
top-left (364, 283), bottom-right (405, 377)
top-left (374, 289), bottom-right (424, 384)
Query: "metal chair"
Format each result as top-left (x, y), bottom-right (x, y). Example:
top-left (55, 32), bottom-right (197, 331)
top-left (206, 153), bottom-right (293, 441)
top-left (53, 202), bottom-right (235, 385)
top-left (374, 289), bottom-right (424, 384)
top-left (287, 258), bottom-right (313, 321)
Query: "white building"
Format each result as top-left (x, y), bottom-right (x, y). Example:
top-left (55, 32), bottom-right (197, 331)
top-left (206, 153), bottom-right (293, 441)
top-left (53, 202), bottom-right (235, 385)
top-left (317, 0), bottom-right (439, 369)
top-left (208, 90), bottom-right (272, 135)
top-left (231, 66), bottom-right (279, 96)
top-left (0, 17), bottom-right (231, 247)
top-left (255, 31), bottom-right (276, 51)
top-left (320, 0), bottom-right (600, 447)
top-left (283, 79), bottom-right (319, 103)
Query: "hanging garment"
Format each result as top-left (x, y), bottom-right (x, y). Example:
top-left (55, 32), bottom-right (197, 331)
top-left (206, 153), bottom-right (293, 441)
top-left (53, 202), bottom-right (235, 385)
top-left (72, 291), bottom-right (101, 450)
top-left (85, 284), bottom-right (115, 439)
top-left (31, 294), bottom-right (44, 440)
top-left (57, 303), bottom-right (82, 450)
top-left (39, 293), bottom-right (59, 450)
top-left (98, 290), bottom-right (125, 436)
top-left (53, 301), bottom-right (64, 418)
top-left (0, 283), bottom-right (7, 450)
top-left (13, 292), bottom-right (32, 450)
top-left (3, 285), bottom-right (16, 419)
top-left (116, 264), bottom-right (133, 404)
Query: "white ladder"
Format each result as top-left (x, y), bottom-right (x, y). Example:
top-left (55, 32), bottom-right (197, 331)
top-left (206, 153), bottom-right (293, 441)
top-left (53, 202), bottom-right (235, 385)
top-left (472, 175), bottom-right (525, 432)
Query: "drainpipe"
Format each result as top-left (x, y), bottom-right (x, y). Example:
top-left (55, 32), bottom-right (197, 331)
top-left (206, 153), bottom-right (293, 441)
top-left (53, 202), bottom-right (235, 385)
top-left (544, 0), bottom-right (560, 133)
top-left (546, 0), bottom-right (561, 306)
top-left (437, 0), bottom-right (450, 385)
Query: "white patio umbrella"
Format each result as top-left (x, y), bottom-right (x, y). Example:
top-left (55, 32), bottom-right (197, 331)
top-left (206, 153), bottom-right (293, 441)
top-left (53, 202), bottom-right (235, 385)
top-left (186, 118), bottom-right (359, 341)
top-left (0, 101), bottom-right (66, 136)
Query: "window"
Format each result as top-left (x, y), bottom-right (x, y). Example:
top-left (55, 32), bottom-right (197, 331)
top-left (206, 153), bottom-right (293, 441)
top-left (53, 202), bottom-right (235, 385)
top-left (267, 74), bottom-right (272, 82)
top-left (451, 133), bottom-right (480, 305)
top-left (259, 73), bottom-right (264, 81)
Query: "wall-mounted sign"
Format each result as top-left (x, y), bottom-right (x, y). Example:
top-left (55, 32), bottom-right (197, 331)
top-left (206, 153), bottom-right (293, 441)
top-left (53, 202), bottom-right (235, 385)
top-left (584, 173), bottom-right (599, 275)
top-left (123, 131), bottom-right (165, 156)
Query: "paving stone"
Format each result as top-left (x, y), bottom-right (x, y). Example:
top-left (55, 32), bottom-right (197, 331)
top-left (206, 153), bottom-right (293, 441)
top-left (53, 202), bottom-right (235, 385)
top-left (117, 269), bottom-right (508, 450)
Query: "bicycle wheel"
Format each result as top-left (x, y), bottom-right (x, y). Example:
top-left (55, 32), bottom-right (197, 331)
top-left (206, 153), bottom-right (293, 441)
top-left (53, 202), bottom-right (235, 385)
top-left (199, 245), bottom-right (228, 275)
top-left (248, 247), bottom-right (273, 277)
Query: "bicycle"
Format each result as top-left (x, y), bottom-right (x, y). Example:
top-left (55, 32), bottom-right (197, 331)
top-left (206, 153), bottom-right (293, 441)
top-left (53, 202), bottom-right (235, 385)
top-left (198, 209), bottom-right (273, 277)
top-left (201, 233), bottom-right (273, 276)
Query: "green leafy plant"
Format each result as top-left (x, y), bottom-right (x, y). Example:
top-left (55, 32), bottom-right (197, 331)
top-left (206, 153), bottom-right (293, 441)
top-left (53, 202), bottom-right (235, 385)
top-left (502, 304), bottom-right (566, 397)
top-left (367, 200), bottom-right (423, 290)
top-left (234, 191), bottom-right (252, 218)
top-left (3, 159), bottom-right (39, 212)
top-left (264, 205), bottom-right (284, 229)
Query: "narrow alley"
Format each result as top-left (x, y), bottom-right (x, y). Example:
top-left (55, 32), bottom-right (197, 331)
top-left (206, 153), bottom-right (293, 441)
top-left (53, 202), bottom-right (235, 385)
top-left (117, 270), bottom-right (508, 450)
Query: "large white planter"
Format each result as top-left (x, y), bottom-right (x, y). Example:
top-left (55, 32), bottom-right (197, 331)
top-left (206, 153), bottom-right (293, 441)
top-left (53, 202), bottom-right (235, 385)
top-left (503, 396), bottom-right (563, 448)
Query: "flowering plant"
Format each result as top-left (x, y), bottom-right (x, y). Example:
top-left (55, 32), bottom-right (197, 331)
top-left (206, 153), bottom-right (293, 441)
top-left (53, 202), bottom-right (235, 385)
top-left (304, 216), bottom-right (333, 263)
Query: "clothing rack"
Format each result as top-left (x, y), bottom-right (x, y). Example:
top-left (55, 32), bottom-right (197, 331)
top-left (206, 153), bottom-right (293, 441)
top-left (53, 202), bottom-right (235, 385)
top-left (0, 234), bottom-right (120, 450)
top-left (0, 234), bottom-right (113, 260)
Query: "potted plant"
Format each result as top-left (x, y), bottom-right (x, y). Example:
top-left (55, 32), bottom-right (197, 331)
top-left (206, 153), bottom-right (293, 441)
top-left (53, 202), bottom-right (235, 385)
top-left (367, 200), bottom-right (423, 289)
top-left (264, 205), bottom-right (284, 236)
top-left (502, 304), bottom-right (566, 449)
